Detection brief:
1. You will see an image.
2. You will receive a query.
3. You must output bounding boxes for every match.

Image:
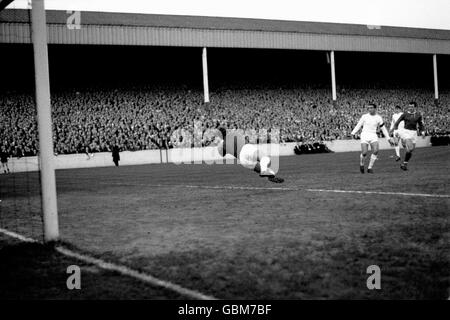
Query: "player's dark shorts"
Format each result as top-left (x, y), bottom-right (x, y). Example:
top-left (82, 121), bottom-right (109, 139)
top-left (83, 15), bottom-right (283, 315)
top-left (1, 156), bottom-right (8, 163)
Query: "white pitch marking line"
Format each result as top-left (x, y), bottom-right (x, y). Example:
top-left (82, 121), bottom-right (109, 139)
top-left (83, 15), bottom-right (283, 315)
top-left (112, 183), bottom-right (450, 198)
top-left (101, 182), bottom-right (299, 191)
top-left (306, 188), bottom-right (450, 198)
top-left (0, 227), bottom-right (216, 300)
top-left (171, 184), bottom-right (297, 191)
top-left (0, 227), bottom-right (38, 243)
top-left (54, 246), bottom-right (216, 300)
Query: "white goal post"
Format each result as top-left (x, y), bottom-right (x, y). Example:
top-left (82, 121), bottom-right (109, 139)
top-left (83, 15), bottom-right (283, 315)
top-left (31, 0), bottom-right (59, 242)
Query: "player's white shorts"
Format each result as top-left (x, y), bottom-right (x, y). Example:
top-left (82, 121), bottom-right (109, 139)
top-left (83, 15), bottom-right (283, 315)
top-left (360, 132), bottom-right (378, 145)
top-left (399, 129), bottom-right (418, 144)
top-left (239, 144), bottom-right (258, 169)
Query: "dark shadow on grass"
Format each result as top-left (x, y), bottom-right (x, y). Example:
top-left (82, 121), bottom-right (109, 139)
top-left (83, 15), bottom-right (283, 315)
top-left (0, 239), bottom-right (185, 299)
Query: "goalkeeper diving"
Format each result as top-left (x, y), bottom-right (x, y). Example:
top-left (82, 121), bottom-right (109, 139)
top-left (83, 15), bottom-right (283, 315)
top-left (215, 128), bottom-right (284, 183)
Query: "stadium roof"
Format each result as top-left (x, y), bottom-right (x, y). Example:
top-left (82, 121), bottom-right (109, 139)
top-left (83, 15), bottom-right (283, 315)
top-left (0, 0), bottom-right (13, 12)
top-left (1, 9), bottom-right (450, 54)
top-left (2, 9), bottom-right (450, 40)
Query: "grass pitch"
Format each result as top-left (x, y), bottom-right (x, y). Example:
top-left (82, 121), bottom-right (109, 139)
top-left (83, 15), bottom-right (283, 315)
top-left (0, 146), bottom-right (449, 299)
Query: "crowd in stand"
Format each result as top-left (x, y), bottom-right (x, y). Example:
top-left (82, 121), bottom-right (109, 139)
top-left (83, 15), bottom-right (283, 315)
top-left (0, 86), bottom-right (449, 157)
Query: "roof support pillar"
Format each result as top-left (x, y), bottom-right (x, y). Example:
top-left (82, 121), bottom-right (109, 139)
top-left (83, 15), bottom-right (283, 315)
top-left (433, 54), bottom-right (439, 101)
top-left (202, 47), bottom-right (210, 103)
top-left (330, 50), bottom-right (337, 102)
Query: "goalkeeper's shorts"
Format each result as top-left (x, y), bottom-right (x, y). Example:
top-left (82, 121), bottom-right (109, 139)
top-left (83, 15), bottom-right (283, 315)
top-left (239, 144), bottom-right (258, 169)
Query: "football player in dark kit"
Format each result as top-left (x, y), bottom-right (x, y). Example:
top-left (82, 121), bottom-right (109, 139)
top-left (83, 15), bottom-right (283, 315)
top-left (390, 101), bottom-right (425, 171)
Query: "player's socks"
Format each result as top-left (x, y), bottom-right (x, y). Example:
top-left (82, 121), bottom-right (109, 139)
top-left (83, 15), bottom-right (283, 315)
top-left (260, 168), bottom-right (275, 177)
top-left (360, 154), bottom-right (366, 173)
top-left (394, 145), bottom-right (400, 159)
top-left (359, 154), bottom-right (365, 166)
top-left (368, 154), bottom-right (377, 170)
top-left (404, 151), bottom-right (412, 163)
top-left (401, 152), bottom-right (409, 170)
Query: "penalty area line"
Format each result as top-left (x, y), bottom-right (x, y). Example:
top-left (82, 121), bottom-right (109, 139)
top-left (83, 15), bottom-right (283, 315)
top-left (128, 183), bottom-right (450, 198)
top-left (0, 227), bottom-right (216, 300)
top-left (306, 189), bottom-right (450, 198)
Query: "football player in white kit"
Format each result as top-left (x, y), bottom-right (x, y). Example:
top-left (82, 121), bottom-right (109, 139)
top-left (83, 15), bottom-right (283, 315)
top-left (216, 128), bottom-right (284, 183)
top-left (351, 103), bottom-right (394, 174)
top-left (389, 105), bottom-right (404, 161)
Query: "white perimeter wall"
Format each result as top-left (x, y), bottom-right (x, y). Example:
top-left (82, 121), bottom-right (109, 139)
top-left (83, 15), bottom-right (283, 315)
top-left (6, 137), bottom-right (432, 173)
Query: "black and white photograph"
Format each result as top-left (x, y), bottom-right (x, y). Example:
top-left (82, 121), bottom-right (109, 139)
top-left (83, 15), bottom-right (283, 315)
top-left (0, 0), bottom-right (449, 310)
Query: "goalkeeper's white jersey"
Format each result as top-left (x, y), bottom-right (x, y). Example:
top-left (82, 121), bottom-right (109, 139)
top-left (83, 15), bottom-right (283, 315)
top-left (351, 113), bottom-right (384, 135)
